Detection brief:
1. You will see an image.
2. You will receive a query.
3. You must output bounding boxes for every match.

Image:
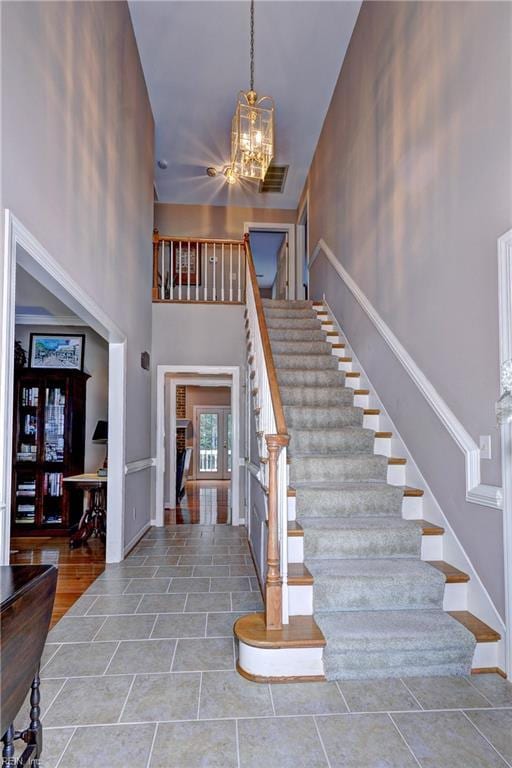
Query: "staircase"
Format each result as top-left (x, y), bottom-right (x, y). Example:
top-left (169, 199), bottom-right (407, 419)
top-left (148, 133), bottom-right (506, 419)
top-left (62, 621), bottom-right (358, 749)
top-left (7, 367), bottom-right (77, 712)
top-left (245, 297), bottom-right (499, 680)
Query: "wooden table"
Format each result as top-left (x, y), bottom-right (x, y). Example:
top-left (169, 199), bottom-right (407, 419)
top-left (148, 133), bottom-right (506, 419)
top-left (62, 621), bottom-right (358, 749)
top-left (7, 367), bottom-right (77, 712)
top-left (64, 473), bottom-right (107, 548)
top-left (1, 564), bottom-right (57, 766)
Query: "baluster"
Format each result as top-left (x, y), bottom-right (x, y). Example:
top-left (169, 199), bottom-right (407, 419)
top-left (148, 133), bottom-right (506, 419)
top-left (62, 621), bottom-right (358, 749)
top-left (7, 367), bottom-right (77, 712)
top-left (204, 243), bottom-right (208, 300)
top-left (187, 241), bottom-right (191, 300)
top-left (196, 243), bottom-right (200, 301)
top-left (178, 242), bottom-right (182, 300)
top-left (2, 723), bottom-right (15, 766)
top-left (170, 241), bottom-right (174, 301)
top-left (213, 243), bottom-right (217, 300)
top-left (229, 244), bottom-right (233, 302)
top-left (160, 240), bottom-right (165, 300)
top-left (221, 243), bottom-right (225, 301)
top-left (152, 229), bottom-right (159, 300)
top-left (265, 432), bottom-right (289, 630)
top-left (238, 244), bottom-right (242, 302)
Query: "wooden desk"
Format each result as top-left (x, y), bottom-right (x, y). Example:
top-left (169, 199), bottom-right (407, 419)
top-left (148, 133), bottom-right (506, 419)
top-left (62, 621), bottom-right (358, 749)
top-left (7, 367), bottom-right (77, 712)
top-left (1, 564), bottom-right (57, 765)
top-left (64, 473), bottom-right (107, 548)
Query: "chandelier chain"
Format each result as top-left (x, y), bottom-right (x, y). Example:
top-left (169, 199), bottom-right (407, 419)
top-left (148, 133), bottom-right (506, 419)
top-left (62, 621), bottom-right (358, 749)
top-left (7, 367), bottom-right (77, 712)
top-left (250, 0), bottom-right (255, 92)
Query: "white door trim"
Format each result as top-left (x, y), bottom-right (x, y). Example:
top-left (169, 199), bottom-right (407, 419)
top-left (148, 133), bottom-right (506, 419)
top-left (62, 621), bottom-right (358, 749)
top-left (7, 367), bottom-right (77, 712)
top-left (155, 365), bottom-right (241, 527)
top-left (498, 227), bottom-right (512, 678)
top-left (244, 222), bottom-right (296, 300)
top-left (1, 210), bottom-right (127, 564)
top-left (296, 191), bottom-right (310, 300)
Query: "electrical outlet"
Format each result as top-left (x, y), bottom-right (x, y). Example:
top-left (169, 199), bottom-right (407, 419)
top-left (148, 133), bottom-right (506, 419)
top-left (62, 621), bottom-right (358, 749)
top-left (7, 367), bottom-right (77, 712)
top-left (479, 435), bottom-right (492, 460)
top-left (132, 507), bottom-right (137, 520)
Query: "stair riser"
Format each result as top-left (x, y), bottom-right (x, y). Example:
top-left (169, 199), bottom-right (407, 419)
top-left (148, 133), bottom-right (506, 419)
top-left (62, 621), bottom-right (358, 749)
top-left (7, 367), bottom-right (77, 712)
top-left (288, 429), bottom-right (375, 456)
top-left (387, 464), bottom-right (406, 485)
top-left (272, 341), bottom-right (334, 355)
top-left (264, 310), bottom-right (318, 320)
top-left (269, 330), bottom-right (326, 342)
top-left (262, 299), bottom-right (313, 309)
top-left (290, 456), bottom-right (388, 484)
top-left (313, 578), bottom-right (445, 613)
top-left (288, 486), bottom-right (405, 521)
top-left (322, 650), bottom-right (473, 680)
top-left (284, 407), bottom-right (363, 428)
top-left (237, 641), bottom-right (324, 678)
top-left (287, 494), bottom-right (423, 521)
top-left (287, 532), bottom-right (442, 563)
top-left (374, 436), bottom-right (392, 457)
top-left (303, 530), bottom-right (420, 560)
top-left (289, 585), bottom-right (313, 615)
top-left (275, 355), bottom-right (339, 371)
top-left (281, 390), bottom-right (354, 408)
top-left (267, 319), bottom-right (321, 330)
top-left (277, 371), bottom-right (348, 388)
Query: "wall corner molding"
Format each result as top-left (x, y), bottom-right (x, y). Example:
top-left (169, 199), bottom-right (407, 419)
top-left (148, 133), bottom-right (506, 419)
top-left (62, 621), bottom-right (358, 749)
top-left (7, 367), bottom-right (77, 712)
top-left (311, 237), bottom-right (503, 511)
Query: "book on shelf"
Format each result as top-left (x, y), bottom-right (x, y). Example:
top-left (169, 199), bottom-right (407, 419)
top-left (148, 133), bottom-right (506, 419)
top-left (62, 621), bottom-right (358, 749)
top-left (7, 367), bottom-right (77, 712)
top-left (21, 387), bottom-right (39, 407)
top-left (17, 504), bottom-right (36, 512)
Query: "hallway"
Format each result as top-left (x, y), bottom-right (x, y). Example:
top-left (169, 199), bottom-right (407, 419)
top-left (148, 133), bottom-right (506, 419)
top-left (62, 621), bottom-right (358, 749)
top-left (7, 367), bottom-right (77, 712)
top-left (21, 524), bottom-right (512, 767)
top-left (167, 481), bottom-right (231, 525)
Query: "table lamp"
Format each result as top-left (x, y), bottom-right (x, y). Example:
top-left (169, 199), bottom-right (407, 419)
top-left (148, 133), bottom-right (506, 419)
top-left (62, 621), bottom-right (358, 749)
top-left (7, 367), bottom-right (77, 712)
top-left (92, 420), bottom-right (108, 477)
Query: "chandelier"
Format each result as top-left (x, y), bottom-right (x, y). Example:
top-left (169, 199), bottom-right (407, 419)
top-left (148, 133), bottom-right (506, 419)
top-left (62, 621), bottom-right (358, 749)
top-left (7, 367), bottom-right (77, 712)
top-left (230, 0), bottom-right (274, 182)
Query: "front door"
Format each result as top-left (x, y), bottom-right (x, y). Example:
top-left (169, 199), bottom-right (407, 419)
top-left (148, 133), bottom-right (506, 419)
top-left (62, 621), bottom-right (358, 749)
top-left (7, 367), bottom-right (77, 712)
top-left (194, 407), bottom-right (231, 480)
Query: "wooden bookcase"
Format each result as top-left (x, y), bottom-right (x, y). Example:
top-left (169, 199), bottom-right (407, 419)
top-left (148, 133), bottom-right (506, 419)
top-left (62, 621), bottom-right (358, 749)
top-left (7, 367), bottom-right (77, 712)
top-left (11, 369), bottom-right (89, 536)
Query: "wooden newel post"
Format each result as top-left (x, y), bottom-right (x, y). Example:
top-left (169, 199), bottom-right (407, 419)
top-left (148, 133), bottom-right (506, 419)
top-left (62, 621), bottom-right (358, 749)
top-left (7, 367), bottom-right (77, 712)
top-left (152, 228), bottom-right (160, 300)
top-left (265, 433), bottom-right (289, 630)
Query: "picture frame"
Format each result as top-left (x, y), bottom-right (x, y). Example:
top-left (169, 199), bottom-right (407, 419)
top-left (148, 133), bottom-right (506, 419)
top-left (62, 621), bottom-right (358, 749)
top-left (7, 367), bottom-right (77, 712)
top-left (29, 333), bottom-right (85, 371)
top-left (173, 241), bottom-right (202, 286)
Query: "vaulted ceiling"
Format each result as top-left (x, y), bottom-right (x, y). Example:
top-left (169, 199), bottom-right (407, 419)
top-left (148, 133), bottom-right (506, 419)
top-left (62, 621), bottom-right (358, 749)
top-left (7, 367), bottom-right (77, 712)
top-left (129, 1), bottom-right (360, 209)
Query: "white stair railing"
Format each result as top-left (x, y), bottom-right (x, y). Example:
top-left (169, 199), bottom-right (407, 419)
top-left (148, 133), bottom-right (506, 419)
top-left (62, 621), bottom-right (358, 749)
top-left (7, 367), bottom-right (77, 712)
top-left (152, 230), bottom-right (245, 304)
top-left (245, 234), bottom-right (290, 628)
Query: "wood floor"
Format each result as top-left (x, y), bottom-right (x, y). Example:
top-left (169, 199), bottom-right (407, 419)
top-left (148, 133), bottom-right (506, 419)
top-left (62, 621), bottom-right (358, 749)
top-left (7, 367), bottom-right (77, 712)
top-left (165, 480), bottom-right (231, 525)
top-left (10, 536), bottom-right (105, 628)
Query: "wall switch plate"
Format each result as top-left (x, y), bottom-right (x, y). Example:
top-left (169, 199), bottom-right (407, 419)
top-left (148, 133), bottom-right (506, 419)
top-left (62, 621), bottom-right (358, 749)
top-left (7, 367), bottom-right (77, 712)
top-left (479, 435), bottom-right (492, 460)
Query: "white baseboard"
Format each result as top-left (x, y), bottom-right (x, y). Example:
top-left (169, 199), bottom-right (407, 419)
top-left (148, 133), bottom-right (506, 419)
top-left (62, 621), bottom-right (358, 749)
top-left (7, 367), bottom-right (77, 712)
top-left (124, 521), bottom-right (151, 557)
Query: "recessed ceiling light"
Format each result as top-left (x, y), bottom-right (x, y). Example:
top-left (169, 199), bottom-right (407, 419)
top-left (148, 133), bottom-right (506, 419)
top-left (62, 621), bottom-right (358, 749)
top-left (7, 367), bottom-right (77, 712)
top-left (206, 167), bottom-right (218, 177)
top-left (157, 159), bottom-right (168, 170)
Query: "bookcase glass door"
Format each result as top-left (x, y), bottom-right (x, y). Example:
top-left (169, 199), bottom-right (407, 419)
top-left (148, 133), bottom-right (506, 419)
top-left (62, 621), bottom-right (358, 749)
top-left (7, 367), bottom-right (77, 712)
top-left (44, 384), bottom-right (66, 463)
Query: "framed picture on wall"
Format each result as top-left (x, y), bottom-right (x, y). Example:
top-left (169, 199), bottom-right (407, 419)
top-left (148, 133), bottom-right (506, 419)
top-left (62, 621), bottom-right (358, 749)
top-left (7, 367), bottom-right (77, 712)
top-left (29, 333), bottom-right (85, 370)
top-left (173, 241), bottom-right (201, 286)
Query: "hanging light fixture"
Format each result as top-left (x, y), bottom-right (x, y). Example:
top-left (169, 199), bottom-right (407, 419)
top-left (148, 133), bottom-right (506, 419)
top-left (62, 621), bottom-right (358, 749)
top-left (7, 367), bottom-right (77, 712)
top-left (230, 0), bottom-right (275, 182)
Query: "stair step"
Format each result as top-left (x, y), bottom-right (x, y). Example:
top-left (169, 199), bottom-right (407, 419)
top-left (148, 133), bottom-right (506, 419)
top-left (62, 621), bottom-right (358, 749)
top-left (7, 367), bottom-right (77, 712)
top-left (288, 563), bottom-right (314, 585)
top-left (364, 409), bottom-right (380, 416)
top-left (448, 611), bottom-right (501, 643)
top-left (404, 487), bottom-right (424, 497)
top-left (418, 520), bottom-right (444, 535)
top-left (326, 331), bottom-right (338, 337)
top-left (354, 389), bottom-right (369, 396)
top-left (234, 613), bottom-right (326, 649)
top-left (345, 372), bottom-right (360, 378)
top-left (428, 561), bottom-right (470, 583)
top-left (331, 343), bottom-right (345, 349)
top-left (388, 457), bottom-right (407, 465)
top-left (375, 432), bottom-right (393, 438)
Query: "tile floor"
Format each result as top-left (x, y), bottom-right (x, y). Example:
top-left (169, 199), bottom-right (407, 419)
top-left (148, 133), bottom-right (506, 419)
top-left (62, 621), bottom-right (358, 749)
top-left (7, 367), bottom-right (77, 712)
top-left (15, 524), bottom-right (512, 768)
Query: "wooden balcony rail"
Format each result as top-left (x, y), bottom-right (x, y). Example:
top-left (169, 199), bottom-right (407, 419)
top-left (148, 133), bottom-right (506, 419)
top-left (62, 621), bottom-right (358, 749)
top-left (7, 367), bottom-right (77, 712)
top-left (245, 233), bottom-right (290, 630)
top-left (152, 229), bottom-right (246, 304)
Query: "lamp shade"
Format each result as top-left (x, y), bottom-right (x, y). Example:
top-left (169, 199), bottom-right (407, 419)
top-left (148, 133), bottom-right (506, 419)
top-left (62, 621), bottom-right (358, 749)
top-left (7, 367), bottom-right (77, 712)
top-left (92, 420), bottom-right (108, 443)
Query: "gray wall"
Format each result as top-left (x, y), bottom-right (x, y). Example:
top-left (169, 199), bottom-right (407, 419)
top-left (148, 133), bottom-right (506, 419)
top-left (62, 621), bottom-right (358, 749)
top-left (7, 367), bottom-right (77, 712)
top-left (152, 303), bottom-right (247, 515)
top-left (306, 1), bottom-right (511, 616)
top-left (2, 1), bottom-right (155, 549)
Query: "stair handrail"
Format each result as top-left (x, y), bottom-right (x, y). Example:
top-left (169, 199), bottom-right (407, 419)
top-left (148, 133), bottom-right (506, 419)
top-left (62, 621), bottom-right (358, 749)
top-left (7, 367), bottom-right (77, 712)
top-left (245, 234), bottom-right (290, 629)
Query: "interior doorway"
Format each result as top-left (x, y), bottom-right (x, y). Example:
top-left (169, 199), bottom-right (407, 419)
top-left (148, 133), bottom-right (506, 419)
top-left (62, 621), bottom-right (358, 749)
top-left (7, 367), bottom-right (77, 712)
top-left (1, 212), bottom-right (126, 566)
top-left (155, 365), bottom-right (241, 528)
top-left (244, 222), bottom-right (296, 300)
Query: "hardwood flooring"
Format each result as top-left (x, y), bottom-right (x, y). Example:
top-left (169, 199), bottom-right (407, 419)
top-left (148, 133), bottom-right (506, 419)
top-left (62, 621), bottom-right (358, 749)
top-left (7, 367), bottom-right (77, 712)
top-left (165, 480), bottom-right (231, 525)
top-left (10, 536), bottom-right (105, 628)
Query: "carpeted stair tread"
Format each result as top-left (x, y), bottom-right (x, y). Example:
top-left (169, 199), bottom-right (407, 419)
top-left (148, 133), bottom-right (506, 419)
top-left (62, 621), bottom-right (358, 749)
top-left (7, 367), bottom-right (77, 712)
top-left (264, 308), bottom-right (318, 320)
top-left (269, 328), bottom-right (327, 342)
top-left (266, 317), bottom-right (321, 330)
top-left (271, 340), bottom-right (334, 355)
top-left (277, 369), bottom-right (348, 388)
top-left (299, 516), bottom-right (421, 559)
top-left (315, 609), bottom-right (476, 679)
top-left (308, 558), bottom-right (446, 612)
top-left (290, 453), bottom-right (389, 483)
top-left (261, 299), bottom-right (313, 309)
top-left (292, 482), bottom-right (405, 518)
top-left (273, 353), bottom-right (339, 371)
top-left (285, 398), bottom-right (362, 416)
top-left (288, 426), bottom-right (375, 455)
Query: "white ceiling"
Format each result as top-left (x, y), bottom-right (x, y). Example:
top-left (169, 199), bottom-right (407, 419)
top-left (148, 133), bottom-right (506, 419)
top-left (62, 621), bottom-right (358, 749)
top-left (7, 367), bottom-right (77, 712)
top-left (129, 1), bottom-right (360, 209)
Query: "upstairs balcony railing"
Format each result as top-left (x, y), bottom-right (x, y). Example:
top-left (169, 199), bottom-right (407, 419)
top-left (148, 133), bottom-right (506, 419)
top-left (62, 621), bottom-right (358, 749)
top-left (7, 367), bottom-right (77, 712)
top-left (152, 229), bottom-right (246, 304)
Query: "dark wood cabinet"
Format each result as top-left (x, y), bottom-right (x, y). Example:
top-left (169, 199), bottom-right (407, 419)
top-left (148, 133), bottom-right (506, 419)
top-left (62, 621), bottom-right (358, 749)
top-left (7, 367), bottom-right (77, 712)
top-left (12, 369), bottom-right (89, 536)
